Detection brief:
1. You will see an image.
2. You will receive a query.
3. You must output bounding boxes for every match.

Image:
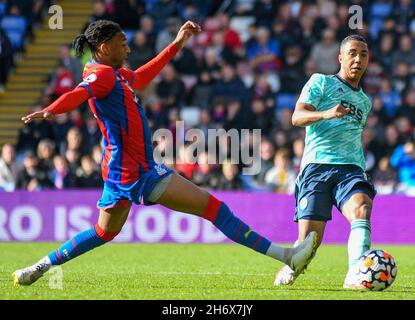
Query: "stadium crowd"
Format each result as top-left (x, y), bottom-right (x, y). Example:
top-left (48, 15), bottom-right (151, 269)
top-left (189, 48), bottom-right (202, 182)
top-left (1, 0), bottom-right (415, 195)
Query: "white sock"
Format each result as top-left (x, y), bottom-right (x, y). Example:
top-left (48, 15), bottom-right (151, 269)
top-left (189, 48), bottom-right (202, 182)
top-left (266, 244), bottom-right (292, 265)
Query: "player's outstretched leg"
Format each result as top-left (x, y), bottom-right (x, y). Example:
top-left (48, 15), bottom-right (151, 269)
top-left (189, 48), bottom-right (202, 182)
top-left (274, 219), bottom-right (325, 286)
top-left (155, 173), bottom-right (319, 275)
top-left (12, 204), bottom-right (130, 286)
top-left (341, 193), bottom-right (372, 289)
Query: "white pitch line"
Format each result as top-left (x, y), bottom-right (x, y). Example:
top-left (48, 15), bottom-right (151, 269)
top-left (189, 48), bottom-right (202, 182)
top-left (153, 271), bottom-right (272, 276)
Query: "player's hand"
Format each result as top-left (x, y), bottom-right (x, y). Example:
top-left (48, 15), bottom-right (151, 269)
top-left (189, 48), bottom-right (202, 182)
top-left (21, 110), bottom-right (54, 124)
top-left (322, 103), bottom-right (350, 120)
top-left (173, 20), bottom-right (202, 50)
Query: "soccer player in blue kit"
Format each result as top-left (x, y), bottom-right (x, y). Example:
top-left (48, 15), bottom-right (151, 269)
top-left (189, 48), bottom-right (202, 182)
top-left (274, 35), bottom-right (376, 289)
top-left (12, 20), bottom-right (317, 286)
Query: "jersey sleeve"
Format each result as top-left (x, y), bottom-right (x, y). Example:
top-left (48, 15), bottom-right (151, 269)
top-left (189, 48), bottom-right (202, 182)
top-left (78, 66), bottom-right (116, 99)
top-left (297, 73), bottom-right (326, 109)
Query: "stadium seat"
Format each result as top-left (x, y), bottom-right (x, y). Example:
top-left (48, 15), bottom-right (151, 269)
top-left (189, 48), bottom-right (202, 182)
top-left (230, 16), bottom-right (255, 43)
top-left (0, 2), bottom-right (6, 18)
top-left (275, 93), bottom-right (297, 110)
top-left (370, 2), bottom-right (392, 20)
top-left (1, 15), bottom-right (27, 50)
top-left (180, 106), bottom-right (201, 127)
top-left (369, 18), bottom-right (386, 40)
top-left (124, 29), bottom-right (135, 45)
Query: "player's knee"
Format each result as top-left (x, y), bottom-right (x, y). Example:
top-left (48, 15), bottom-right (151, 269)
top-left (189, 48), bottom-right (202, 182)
top-left (349, 201), bottom-right (372, 221)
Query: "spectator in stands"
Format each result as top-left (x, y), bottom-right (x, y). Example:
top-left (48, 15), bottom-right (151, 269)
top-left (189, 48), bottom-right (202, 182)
top-left (392, 34), bottom-right (415, 72)
top-left (16, 105), bottom-right (54, 156)
top-left (65, 148), bottom-right (81, 174)
top-left (0, 27), bottom-right (13, 93)
top-left (150, 0), bottom-right (178, 32)
top-left (216, 159), bottom-right (243, 190)
top-left (382, 124), bottom-right (402, 158)
top-left (253, 0), bottom-right (277, 29)
top-left (75, 155), bottom-right (103, 188)
top-left (310, 28), bottom-right (339, 75)
top-left (201, 46), bottom-right (222, 81)
top-left (249, 138), bottom-right (275, 187)
top-left (1, 4), bottom-right (27, 51)
top-left (292, 137), bottom-right (305, 173)
top-left (298, 14), bottom-right (317, 53)
top-left (52, 113), bottom-right (74, 155)
top-left (363, 60), bottom-right (385, 96)
top-left (398, 88), bottom-right (415, 125)
top-left (156, 63), bottom-right (186, 109)
top-left (127, 30), bottom-right (154, 70)
top-left (156, 17), bottom-right (180, 54)
top-left (16, 151), bottom-right (54, 191)
top-left (91, 144), bottom-right (103, 172)
top-left (198, 108), bottom-right (211, 137)
top-left (279, 45), bottom-right (306, 94)
top-left (139, 15), bottom-right (157, 49)
top-left (211, 63), bottom-right (249, 107)
top-left (249, 98), bottom-right (274, 136)
top-left (52, 155), bottom-right (77, 190)
top-left (379, 78), bottom-right (402, 120)
top-left (70, 109), bottom-right (84, 129)
top-left (59, 45), bottom-right (83, 84)
top-left (192, 150), bottom-right (219, 189)
top-left (373, 156), bottom-right (398, 195)
top-left (392, 61), bottom-right (412, 95)
top-left (112, 0), bottom-right (142, 30)
top-left (188, 70), bottom-right (213, 109)
top-left (48, 62), bottom-right (76, 99)
top-left (81, 115), bottom-right (102, 154)
top-left (171, 44), bottom-right (199, 76)
top-left (36, 138), bottom-right (56, 180)
top-left (224, 99), bottom-right (247, 132)
top-left (0, 143), bottom-right (19, 191)
top-left (265, 148), bottom-right (297, 194)
top-left (250, 74), bottom-right (275, 106)
top-left (175, 144), bottom-right (198, 181)
top-left (390, 140), bottom-right (415, 192)
top-left (86, 0), bottom-right (113, 27)
top-left (375, 32), bottom-right (395, 74)
top-left (64, 127), bottom-right (85, 157)
top-left (247, 26), bottom-right (281, 73)
top-left (217, 13), bottom-right (243, 54)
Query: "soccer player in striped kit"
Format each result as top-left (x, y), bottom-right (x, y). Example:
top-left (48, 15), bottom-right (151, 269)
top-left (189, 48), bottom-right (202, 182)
top-left (13, 20), bottom-right (317, 286)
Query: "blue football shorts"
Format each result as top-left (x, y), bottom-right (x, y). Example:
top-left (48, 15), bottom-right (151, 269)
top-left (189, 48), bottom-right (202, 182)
top-left (294, 163), bottom-right (376, 222)
top-left (97, 164), bottom-right (174, 209)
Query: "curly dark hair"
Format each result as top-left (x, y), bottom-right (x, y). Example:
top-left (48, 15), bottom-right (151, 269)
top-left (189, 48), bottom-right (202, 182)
top-left (72, 20), bottom-right (122, 57)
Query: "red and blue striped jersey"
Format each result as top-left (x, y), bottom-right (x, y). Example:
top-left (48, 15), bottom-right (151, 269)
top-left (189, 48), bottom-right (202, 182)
top-left (79, 63), bottom-right (156, 184)
top-left (45, 43), bottom-right (178, 185)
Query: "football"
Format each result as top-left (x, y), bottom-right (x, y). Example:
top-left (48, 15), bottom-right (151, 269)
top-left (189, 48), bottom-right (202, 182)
top-left (355, 249), bottom-right (397, 291)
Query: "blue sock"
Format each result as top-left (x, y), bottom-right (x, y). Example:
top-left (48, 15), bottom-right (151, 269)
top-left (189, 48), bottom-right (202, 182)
top-left (204, 195), bottom-right (271, 255)
top-left (348, 219), bottom-right (371, 269)
top-left (48, 225), bottom-right (117, 265)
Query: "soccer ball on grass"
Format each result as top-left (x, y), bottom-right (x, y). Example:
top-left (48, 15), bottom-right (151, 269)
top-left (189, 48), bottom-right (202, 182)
top-left (355, 249), bottom-right (397, 291)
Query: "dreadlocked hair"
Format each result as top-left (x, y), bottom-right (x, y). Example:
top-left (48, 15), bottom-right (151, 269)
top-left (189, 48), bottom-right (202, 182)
top-left (72, 20), bottom-right (122, 57)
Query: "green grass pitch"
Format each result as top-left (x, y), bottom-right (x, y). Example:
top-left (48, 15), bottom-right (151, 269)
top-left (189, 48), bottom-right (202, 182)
top-left (1, 243), bottom-right (414, 300)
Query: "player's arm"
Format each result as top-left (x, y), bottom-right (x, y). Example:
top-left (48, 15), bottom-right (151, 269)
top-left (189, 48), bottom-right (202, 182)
top-left (292, 73), bottom-right (349, 127)
top-left (21, 87), bottom-right (89, 124)
top-left (131, 21), bottom-right (201, 91)
top-left (292, 102), bottom-right (350, 127)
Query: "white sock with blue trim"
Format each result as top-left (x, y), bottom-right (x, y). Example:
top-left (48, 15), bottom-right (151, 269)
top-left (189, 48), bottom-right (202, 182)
top-left (347, 219), bottom-right (371, 269)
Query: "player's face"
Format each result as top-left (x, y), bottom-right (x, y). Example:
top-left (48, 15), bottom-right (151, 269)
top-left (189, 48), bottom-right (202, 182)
top-left (339, 40), bottom-right (369, 81)
top-left (105, 32), bottom-right (130, 68)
